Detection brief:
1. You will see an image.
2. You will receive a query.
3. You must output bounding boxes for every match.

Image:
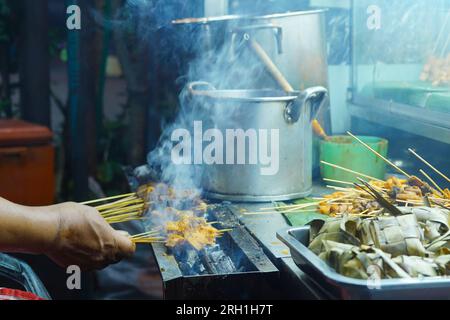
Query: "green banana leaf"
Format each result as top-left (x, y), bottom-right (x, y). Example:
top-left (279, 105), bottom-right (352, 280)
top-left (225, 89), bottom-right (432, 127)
top-left (275, 198), bottom-right (329, 227)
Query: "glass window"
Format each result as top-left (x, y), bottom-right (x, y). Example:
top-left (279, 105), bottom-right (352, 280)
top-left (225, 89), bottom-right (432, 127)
top-left (352, 0), bottom-right (450, 114)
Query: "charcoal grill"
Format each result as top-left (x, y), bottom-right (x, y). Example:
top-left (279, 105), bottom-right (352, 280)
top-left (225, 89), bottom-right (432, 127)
top-left (125, 165), bottom-right (320, 300)
top-left (150, 203), bottom-right (280, 299)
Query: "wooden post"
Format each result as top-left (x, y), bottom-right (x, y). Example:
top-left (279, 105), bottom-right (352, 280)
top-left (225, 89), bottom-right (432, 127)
top-left (19, 0), bottom-right (50, 126)
top-left (111, 0), bottom-right (153, 166)
top-left (0, 42), bottom-right (12, 117)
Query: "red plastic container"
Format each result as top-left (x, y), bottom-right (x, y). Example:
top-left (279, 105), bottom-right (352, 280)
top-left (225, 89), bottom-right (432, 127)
top-left (0, 119), bottom-right (55, 205)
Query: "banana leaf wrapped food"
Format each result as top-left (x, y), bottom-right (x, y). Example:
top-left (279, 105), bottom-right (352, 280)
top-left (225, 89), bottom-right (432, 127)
top-left (400, 207), bottom-right (449, 243)
top-left (426, 231), bottom-right (450, 254)
top-left (358, 213), bottom-right (428, 257)
top-left (318, 241), bottom-right (384, 279)
top-left (392, 255), bottom-right (439, 277)
top-left (307, 207), bottom-right (450, 279)
top-left (308, 216), bottom-right (360, 255)
top-left (317, 240), bottom-right (415, 279)
top-left (434, 255), bottom-right (450, 275)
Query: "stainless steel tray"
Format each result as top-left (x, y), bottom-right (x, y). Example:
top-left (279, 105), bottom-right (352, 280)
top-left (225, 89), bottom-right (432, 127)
top-left (277, 226), bottom-right (450, 300)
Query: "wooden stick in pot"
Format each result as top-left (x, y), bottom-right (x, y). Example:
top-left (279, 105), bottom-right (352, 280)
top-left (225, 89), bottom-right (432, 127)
top-left (250, 39), bottom-right (329, 140)
top-left (249, 39), bottom-right (294, 92)
top-left (312, 119), bottom-right (330, 140)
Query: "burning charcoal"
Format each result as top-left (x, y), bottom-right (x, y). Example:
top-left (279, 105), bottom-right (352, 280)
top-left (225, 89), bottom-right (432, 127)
top-left (173, 245), bottom-right (205, 275)
top-left (200, 245), bottom-right (237, 274)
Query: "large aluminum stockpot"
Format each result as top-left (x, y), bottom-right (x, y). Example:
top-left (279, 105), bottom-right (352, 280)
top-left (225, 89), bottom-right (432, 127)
top-left (246, 10), bottom-right (329, 90)
top-left (173, 10), bottom-right (329, 91)
top-left (188, 82), bottom-right (328, 202)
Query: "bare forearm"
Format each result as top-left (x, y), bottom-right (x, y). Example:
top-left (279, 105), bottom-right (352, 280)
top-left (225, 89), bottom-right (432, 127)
top-left (0, 197), bottom-right (58, 254)
top-left (0, 197), bottom-right (135, 270)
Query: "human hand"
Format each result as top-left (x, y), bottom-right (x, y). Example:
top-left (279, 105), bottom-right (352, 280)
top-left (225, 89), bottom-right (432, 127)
top-left (42, 202), bottom-right (135, 270)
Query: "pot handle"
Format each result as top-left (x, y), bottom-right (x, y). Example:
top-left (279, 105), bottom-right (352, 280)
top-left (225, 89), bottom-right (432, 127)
top-left (187, 81), bottom-right (217, 96)
top-left (231, 24), bottom-right (283, 54)
top-left (284, 87), bottom-right (328, 124)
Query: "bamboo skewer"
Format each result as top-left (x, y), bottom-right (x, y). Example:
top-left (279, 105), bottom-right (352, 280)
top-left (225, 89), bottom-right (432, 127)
top-left (250, 194), bottom-right (354, 215)
top-left (130, 227), bottom-right (162, 238)
top-left (96, 198), bottom-right (144, 211)
top-left (326, 185), bottom-right (357, 192)
top-left (256, 202), bottom-right (320, 212)
top-left (131, 238), bottom-right (166, 244)
top-left (100, 203), bottom-right (147, 216)
top-left (323, 178), bottom-right (356, 186)
top-left (323, 178), bottom-right (388, 193)
top-left (81, 193), bottom-right (135, 205)
top-left (347, 131), bottom-right (411, 178)
top-left (105, 212), bottom-right (143, 223)
top-left (409, 148), bottom-right (450, 184)
top-left (81, 186), bottom-right (158, 225)
top-left (419, 169), bottom-right (445, 195)
top-left (129, 227), bottom-right (166, 244)
top-left (131, 234), bottom-right (163, 240)
top-left (130, 235), bottom-right (163, 239)
top-left (320, 160), bottom-right (383, 182)
top-left (108, 217), bottom-right (148, 224)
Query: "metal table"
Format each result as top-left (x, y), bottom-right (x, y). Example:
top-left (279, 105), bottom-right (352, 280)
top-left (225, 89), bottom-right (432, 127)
top-left (232, 183), bottom-right (334, 300)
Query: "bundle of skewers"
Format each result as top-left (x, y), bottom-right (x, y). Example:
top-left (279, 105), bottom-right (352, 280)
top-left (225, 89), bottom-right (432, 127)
top-left (129, 227), bottom-right (166, 244)
top-left (248, 131), bottom-right (450, 217)
top-left (80, 183), bottom-right (228, 249)
top-left (79, 185), bottom-right (166, 245)
top-left (81, 185), bottom-right (156, 224)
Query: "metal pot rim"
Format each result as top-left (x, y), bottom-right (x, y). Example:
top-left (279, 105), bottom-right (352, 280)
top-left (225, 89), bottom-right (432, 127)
top-left (172, 15), bottom-right (246, 25)
top-left (254, 9), bottom-right (327, 20)
top-left (193, 89), bottom-right (299, 102)
top-left (172, 9), bottom-right (327, 26)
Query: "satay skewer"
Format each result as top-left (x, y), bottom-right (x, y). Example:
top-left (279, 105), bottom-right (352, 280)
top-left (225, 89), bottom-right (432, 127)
top-left (420, 169), bottom-right (445, 195)
top-left (347, 131), bottom-right (411, 178)
top-left (81, 193), bottom-right (135, 205)
top-left (320, 160), bottom-right (383, 182)
top-left (408, 148), bottom-right (450, 184)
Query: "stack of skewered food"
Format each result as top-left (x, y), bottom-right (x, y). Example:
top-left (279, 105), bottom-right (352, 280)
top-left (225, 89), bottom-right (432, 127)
top-left (82, 184), bottom-right (156, 224)
top-left (250, 132), bottom-right (450, 217)
top-left (146, 184), bottom-right (227, 251)
top-left (317, 175), bottom-right (450, 217)
top-left (165, 213), bottom-right (230, 250)
top-left (81, 183), bottom-right (221, 247)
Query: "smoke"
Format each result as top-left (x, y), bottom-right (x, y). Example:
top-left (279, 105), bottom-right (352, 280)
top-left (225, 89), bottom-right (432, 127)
top-left (93, 1), bottom-right (304, 210)
top-left (101, 1), bottom-right (277, 194)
